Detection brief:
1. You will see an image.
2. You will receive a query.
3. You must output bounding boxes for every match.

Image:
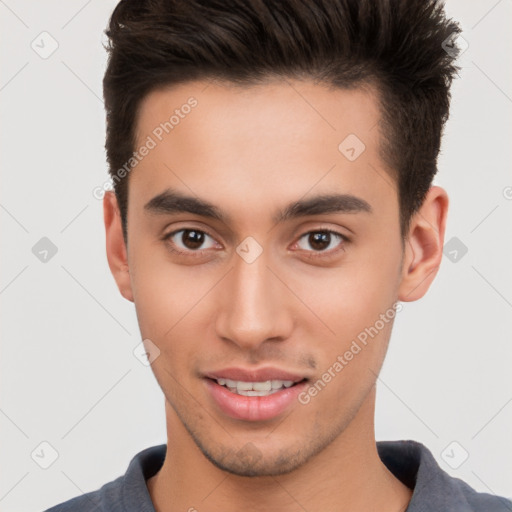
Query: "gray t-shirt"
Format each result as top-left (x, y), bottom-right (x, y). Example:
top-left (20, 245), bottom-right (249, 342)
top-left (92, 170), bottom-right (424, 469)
top-left (44, 439), bottom-right (512, 511)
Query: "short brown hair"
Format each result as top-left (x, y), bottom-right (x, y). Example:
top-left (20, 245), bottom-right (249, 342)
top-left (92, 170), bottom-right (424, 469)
top-left (103, 0), bottom-right (462, 244)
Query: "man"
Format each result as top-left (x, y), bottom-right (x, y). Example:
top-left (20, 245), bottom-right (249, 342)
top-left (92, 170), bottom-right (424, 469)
top-left (46, 0), bottom-right (511, 510)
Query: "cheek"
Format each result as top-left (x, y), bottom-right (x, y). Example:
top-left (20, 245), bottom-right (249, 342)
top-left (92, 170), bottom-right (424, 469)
top-left (128, 238), bottom-right (205, 332)
top-left (128, 247), bottom-right (218, 379)
top-left (289, 243), bottom-right (401, 387)
top-left (129, 220), bottom-right (401, 354)
top-left (296, 254), bottom-right (400, 339)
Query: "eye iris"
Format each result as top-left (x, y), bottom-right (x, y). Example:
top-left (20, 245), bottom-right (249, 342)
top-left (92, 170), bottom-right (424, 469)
top-left (309, 232), bottom-right (330, 251)
top-left (181, 230), bottom-right (205, 249)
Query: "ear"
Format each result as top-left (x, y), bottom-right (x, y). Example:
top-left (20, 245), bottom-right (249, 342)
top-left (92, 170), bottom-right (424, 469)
top-left (103, 191), bottom-right (134, 302)
top-left (398, 186), bottom-right (449, 302)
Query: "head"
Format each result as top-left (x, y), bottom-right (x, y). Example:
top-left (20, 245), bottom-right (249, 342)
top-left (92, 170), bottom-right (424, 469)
top-left (103, 0), bottom-right (460, 477)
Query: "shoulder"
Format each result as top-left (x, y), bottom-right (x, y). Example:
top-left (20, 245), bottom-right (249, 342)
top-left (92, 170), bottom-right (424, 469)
top-left (43, 444), bottom-right (166, 511)
top-left (42, 475), bottom-right (124, 511)
top-left (377, 439), bottom-right (512, 512)
top-left (445, 473), bottom-right (512, 512)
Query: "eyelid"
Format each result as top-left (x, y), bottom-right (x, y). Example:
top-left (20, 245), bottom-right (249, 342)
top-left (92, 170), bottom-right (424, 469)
top-left (291, 228), bottom-right (349, 258)
top-left (162, 227), bottom-right (220, 257)
top-left (162, 225), bottom-right (350, 257)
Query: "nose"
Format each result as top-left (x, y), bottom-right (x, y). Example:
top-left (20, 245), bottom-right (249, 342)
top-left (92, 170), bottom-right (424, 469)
top-left (215, 249), bottom-right (294, 351)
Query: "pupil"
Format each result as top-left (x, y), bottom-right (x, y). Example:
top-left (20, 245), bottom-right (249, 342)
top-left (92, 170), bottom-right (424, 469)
top-left (182, 230), bottom-right (204, 249)
top-left (309, 232), bottom-right (330, 251)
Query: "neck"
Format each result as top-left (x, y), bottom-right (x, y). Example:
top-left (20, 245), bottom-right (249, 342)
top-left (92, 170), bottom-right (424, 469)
top-left (147, 386), bottom-right (412, 512)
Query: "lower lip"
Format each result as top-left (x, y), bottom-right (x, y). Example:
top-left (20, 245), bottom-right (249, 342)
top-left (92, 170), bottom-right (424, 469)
top-left (205, 379), bottom-right (308, 422)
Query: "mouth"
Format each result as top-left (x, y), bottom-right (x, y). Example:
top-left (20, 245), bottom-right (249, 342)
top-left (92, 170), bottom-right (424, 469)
top-left (203, 370), bottom-right (310, 421)
top-left (207, 377), bottom-right (308, 397)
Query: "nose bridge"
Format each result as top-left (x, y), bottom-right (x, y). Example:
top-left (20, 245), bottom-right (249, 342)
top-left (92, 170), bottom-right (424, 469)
top-left (215, 247), bottom-right (291, 348)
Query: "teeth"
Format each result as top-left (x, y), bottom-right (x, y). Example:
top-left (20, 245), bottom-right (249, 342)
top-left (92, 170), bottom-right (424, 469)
top-left (253, 381), bottom-right (272, 391)
top-left (215, 378), bottom-right (298, 396)
top-left (237, 381), bottom-right (255, 391)
top-left (236, 389), bottom-right (274, 397)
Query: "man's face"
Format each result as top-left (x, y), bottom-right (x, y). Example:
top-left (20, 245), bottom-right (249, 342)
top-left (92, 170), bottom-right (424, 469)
top-left (121, 79), bottom-right (405, 475)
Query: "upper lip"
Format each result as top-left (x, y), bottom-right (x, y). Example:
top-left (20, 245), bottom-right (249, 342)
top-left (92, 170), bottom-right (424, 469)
top-left (204, 367), bottom-right (308, 383)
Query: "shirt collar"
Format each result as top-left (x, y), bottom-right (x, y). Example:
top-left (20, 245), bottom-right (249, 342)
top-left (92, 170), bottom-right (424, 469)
top-left (119, 439), bottom-right (486, 512)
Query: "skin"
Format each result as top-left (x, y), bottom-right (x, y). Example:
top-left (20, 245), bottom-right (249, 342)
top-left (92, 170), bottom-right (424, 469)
top-left (104, 78), bottom-right (448, 512)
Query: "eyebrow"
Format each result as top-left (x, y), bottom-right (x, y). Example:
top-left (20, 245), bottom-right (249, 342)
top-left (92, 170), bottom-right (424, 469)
top-left (144, 188), bottom-right (373, 224)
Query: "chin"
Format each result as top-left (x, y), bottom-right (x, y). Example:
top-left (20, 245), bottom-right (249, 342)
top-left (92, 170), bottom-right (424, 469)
top-left (197, 438), bottom-right (312, 477)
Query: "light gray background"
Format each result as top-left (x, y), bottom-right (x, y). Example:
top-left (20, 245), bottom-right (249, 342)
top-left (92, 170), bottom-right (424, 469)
top-left (1, 1), bottom-right (511, 511)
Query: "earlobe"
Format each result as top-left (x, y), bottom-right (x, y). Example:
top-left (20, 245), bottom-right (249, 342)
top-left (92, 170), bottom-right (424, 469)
top-left (398, 186), bottom-right (449, 302)
top-left (103, 191), bottom-right (134, 302)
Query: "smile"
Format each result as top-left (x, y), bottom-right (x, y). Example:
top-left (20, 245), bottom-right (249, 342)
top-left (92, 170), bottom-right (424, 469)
top-left (205, 377), bottom-right (309, 421)
top-left (215, 378), bottom-right (298, 396)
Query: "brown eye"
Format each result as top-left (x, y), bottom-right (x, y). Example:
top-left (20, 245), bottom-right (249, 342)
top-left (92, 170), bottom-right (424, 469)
top-left (164, 229), bottom-right (218, 255)
top-left (296, 230), bottom-right (347, 255)
top-left (179, 230), bottom-right (206, 249)
top-left (307, 232), bottom-right (331, 251)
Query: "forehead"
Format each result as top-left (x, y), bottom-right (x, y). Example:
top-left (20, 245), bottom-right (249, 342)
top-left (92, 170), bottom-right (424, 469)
top-left (129, 79), bottom-right (396, 226)
top-left (135, 78), bottom-right (382, 151)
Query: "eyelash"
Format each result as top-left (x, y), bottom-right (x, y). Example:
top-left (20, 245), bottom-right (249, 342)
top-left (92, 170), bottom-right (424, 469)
top-left (162, 227), bottom-right (349, 260)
